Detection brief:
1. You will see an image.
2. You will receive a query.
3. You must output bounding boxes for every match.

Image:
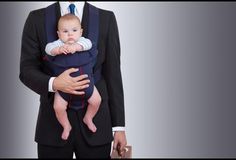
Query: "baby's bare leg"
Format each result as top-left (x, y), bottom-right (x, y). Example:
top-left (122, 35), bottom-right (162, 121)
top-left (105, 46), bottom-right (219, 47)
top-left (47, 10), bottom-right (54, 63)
top-left (83, 86), bottom-right (101, 133)
top-left (54, 92), bottom-right (72, 140)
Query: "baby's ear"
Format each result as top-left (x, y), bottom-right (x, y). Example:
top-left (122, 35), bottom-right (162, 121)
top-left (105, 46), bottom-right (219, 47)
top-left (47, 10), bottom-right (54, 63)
top-left (57, 31), bottom-right (59, 36)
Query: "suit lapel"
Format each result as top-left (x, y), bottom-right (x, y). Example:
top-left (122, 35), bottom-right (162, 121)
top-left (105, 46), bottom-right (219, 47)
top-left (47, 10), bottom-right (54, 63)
top-left (45, 2), bottom-right (61, 43)
top-left (81, 2), bottom-right (89, 38)
top-left (55, 2), bottom-right (61, 24)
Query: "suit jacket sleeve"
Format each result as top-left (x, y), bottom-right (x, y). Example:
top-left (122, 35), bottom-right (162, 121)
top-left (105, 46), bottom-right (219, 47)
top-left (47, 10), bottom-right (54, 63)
top-left (103, 12), bottom-right (125, 127)
top-left (19, 11), bottom-right (50, 96)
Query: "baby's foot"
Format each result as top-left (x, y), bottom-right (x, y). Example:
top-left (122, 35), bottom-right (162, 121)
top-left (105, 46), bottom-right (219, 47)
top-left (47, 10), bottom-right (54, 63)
top-left (61, 125), bottom-right (72, 140)
top-left (83, 117), bottom-right (97, 133)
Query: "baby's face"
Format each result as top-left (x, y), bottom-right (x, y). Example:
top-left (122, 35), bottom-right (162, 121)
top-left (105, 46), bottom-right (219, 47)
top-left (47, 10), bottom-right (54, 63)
top-left (57, 19), bottom-right (82, 44)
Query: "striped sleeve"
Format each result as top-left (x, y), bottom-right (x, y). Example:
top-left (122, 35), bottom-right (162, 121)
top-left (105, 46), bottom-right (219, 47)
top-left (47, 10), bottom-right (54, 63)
top-left (45, 39), bottom-right (64, 56)
top-left (78, 37), bottom-right (92, 51)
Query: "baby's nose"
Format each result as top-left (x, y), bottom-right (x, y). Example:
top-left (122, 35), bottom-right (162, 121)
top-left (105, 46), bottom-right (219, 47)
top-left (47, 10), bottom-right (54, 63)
top-left (68, 32), bottom-right (73, 35)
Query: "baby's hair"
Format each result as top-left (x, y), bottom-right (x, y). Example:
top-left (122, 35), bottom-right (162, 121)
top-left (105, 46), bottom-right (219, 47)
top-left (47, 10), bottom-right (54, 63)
top-left (58, 13), bottom-right (81, 29)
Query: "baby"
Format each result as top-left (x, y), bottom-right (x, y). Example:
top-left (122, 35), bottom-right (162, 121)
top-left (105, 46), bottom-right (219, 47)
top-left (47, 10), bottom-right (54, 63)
top-left (45, 14), bottom-right (101, 140)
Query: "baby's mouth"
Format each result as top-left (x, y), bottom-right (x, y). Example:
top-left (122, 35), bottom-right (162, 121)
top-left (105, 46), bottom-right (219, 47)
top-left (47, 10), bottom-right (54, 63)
top-left (68, 38), bottom-right (74, 41)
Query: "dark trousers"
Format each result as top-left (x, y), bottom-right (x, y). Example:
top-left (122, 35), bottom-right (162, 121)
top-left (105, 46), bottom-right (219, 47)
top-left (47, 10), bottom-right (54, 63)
top-left (37, 108), bottom-right (112, 158)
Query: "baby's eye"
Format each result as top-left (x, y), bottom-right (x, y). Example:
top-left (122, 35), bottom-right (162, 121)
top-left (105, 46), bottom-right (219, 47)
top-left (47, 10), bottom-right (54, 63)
top-left (63, 30), bottom-right (68, 33)
top-left (73, 29), bottom-right (78, 32)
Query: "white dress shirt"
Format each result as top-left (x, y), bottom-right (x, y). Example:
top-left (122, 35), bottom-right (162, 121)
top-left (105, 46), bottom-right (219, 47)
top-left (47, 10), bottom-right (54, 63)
top-left (48, 2), bottom-right (125, 132)
top-left (59, 1), bottom-right (84, 22)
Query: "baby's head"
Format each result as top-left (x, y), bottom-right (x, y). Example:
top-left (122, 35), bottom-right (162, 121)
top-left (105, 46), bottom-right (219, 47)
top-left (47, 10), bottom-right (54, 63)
top-left (57, 14), bottom-right (83, 44)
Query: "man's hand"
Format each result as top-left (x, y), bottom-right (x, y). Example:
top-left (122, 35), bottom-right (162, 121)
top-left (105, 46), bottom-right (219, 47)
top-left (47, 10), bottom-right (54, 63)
top-left (52, 68), bottom-right (90, 95)
top-left (113, 131), bottom-right (127, 157)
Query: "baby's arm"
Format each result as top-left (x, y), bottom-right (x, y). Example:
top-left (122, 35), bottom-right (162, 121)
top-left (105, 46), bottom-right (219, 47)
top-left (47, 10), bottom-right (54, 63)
top-left (78, 37), bottom-right (92, 51)
top-left (51, 46), bottom-right (69, 55)
top-left (66, 37), bottom-right (92, 54)
top-left (45, 39), bottom-right (68, 56)
top-left (67, 43), bottom-right (84, 54)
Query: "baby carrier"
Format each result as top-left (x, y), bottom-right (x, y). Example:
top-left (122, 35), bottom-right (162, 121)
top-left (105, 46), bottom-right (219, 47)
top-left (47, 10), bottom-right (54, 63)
top-left (45, 3), bottom-right (100, 110)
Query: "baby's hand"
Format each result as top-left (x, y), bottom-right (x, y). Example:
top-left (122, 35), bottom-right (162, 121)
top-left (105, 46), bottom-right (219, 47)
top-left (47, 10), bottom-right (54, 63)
top-left (59, 46), bottom-right (69, 55)
top-left (67, 44), bottom-right (77, 54)
top-left (75, 44), bottom-right (83, 52)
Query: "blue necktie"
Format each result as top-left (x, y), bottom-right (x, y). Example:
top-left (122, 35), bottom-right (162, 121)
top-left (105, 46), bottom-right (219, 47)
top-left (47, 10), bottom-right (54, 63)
top-left (69, 4), bottom-right (75, 15)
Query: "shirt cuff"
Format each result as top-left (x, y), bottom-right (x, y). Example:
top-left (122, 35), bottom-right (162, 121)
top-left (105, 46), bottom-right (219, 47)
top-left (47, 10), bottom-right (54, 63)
top-left (49, 77), bottom-right (56, 92)
top-left (112, 126), bottom-right (125, 132)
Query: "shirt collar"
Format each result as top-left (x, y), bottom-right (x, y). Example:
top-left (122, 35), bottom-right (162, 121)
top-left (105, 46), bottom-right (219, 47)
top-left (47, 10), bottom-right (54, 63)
top-left (59, 1), bottom-right (85, 21)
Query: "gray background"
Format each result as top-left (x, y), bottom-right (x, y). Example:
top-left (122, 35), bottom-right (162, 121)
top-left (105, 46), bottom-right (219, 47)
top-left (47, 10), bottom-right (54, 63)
top-left (1, 2), bottom-right (236, 158)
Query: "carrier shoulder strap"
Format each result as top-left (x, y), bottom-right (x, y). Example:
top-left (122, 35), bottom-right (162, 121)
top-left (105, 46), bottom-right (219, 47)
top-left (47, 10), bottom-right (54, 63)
top-left (45, 3), bottom-right (57, 43)
top-left (87, 4), bottom-right (101, 83)
top-left (45, 3), bottom-right (101, 83)
top-left (87, 4), bottom-right (99, 50)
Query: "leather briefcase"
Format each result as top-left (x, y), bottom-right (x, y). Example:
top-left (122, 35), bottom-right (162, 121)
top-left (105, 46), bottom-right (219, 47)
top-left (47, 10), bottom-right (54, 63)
top-left (111, 145), bottom-right (132, 159)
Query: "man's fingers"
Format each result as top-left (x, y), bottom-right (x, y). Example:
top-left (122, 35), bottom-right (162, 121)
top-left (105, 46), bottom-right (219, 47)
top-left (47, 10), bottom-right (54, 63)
top-left (66, 68), bottom-right (79, 74)
top-left (58, 69), bottom-right (90, 94)
top-left (72, 90), bottom-right (85, 95)
top-left (119, 144), bottom-right (126, 156)
top-left (73, 79), bottom-right (90, 86)
top-left (64, 69), bottom-right (89, 82)
top-left (73, 74), bottom-right (89, 82)
top-left (74, 84), bottom-right (89, 90)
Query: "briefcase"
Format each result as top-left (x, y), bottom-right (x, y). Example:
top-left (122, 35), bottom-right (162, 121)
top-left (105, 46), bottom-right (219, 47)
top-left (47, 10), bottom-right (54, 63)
top-left (111, 145), bottom-right (132, 159)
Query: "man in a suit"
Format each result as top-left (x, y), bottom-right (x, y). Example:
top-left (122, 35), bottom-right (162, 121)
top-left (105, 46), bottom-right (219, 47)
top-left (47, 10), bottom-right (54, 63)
top-left (20, 1), bottom-right (127, 158)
